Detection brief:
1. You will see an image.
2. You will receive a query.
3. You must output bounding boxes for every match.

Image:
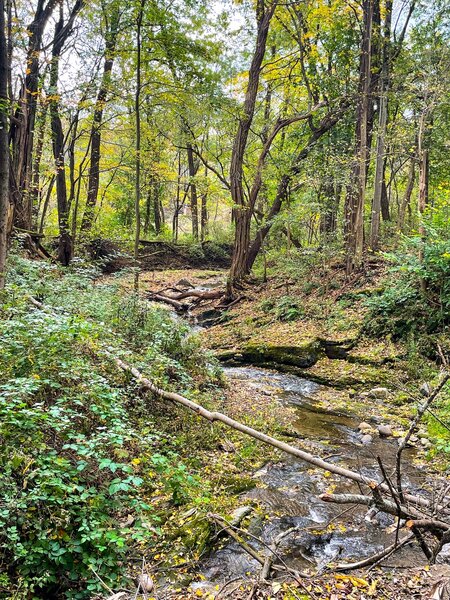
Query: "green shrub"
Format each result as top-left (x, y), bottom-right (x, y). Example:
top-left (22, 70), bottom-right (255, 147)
top-left (365, 215), bottom-right (450, 340)
top-left (260, 296), bottom-right (304, 322)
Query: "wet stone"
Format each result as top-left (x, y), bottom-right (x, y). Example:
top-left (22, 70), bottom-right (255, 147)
top-left (361, 434), bottom-right (373, 445)
top-left (378, 424), bottom-right (393, 438)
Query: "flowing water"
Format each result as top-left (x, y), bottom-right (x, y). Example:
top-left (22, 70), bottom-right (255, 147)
top-left (199, 365), bottom-right (431, 584)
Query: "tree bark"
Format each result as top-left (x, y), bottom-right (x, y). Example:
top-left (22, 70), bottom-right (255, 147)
top-left (81, 4), bottom-right (120, 232)
top-left (49, 1), bottom-right (84, 265)
top-left (228, 0), bottom-right (277, 291)
top-left (398, 154), bottom-right (415, 231)
top-left (201, 166), bottom-right (208, 241)
top-left (0, 0), bottom-right (10, 289)
top-left (370, 1), bottom-right (392, 250)
top-left (187, 143), bottom-right (199, 240)
top-left (134, 0), bottom-right (144, 290)
top-left (344, 0), bottom-right (374, 273)
top-left (9, 0), bottom-right (59, 230)
top-left (50, 16), bottom-right (72, 265)
top-left (30, 99), bottom-right (48, 215)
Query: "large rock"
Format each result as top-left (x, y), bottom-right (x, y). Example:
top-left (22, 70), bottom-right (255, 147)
top-left (361, 434), bottom-right (373, 445)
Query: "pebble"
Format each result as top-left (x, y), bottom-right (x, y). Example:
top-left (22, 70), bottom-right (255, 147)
top-left (369, 387), bottom-right (389, 399)
top-left (378, 424), bottom-right (393, 438)
top-left (361, 434), bottom-right (373, 445)
top-left (420, 437), bottom-right (432, 448)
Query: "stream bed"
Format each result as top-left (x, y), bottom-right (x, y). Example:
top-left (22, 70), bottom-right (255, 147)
top-left (198, 365), bottom-right (431, 585)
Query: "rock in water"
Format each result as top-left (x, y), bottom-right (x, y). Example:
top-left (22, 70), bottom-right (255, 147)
top-left (361, 434), bottom-right (373, 445)
top-left (369, 387), bottom-right (389, 399)
top-left (138, 574), bottom-right (154, 593)
top-left (378, 424), bottom-right (392, 438)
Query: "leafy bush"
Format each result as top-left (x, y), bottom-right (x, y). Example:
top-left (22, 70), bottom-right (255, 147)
top-left (365, 227), bottom-right (450, 339)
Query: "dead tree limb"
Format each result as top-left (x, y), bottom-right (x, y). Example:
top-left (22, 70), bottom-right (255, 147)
top-left (168, 289), bottom-right (224, 301)
top-left (396, 374), bottom-right (450, 502)
top-left (334, 533), bottom-right (415, 571)
top-left (147, 292), bottom-right (189, 312)
top-left (110, 354), bottom-right (450, 514)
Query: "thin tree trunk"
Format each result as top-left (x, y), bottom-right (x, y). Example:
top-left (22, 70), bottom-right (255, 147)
top-left (81, 4), bottom-right (120, 231)
top-left (0, 0), bottom-right (10, 289)
top-left (154, 180), bottom-right (162, 234)
top-left (134, 0), bottom-right (144, 291)
top-left (187, 143), bottom-right (199, 240)
top-left (344, 0), bottom-right (374, 273)
top-left (371, 0), bottom-right (392, 249)
top-left (398, 155), bottom-right (415, 230)
top-left (30, 99), bottom-right (48, 218)
top-left (201, 165), bottom-right (208, 241)
top-left (49, 1), bottom-right (84, 262)
top-left (418, 111), bottom-right (429, 292)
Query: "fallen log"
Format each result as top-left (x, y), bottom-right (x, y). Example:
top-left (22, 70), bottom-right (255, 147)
top-left (109, 353), bottom-right (450, 514)
top-left (168, 289), bottom-right (224, 301)
top-left (147, 292), bottom-right (189, 312)
top-left (319, 492), bottom-right (450, 526)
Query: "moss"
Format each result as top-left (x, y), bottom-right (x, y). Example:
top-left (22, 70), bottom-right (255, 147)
top-left (236, 341), bottom-right (322, 368)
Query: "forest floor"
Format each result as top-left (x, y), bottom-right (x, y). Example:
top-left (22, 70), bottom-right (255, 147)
top-left (111, 262), bottom-right (450, 600)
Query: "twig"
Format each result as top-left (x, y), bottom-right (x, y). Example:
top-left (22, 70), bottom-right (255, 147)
top-left (396, 373), bottom-right (449, 503)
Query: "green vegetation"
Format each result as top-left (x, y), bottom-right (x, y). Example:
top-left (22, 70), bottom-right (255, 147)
top-left (0, 257), bottom-right (220, 597)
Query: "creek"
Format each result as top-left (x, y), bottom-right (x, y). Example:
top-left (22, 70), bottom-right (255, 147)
top-left (197, 365), bottom-right (429, 585)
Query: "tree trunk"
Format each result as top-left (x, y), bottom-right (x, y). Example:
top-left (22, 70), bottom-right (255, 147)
top-left (187, 143), bottom-right (199, 240)
top-left (81, 4), bottom-right (120, 232)
top-left (228, 0), bottom-right (277, 291)
top-left (134, 0), bottom-right (144, 291)
top-left (49, 1), bottom-right (85, 264)
top-left (9, 0), bottom-right (59, 230)
top-left (201, 166), bottom-right (208, 241)
top-left (344, 0), bottom-right (374, 274)
top-left (0, 0), bottom-right (10, 289)
top-left (245, 104), bottom-right (349, 274)
top-left (398, 155), bottom-right (415, 231)
top-left (30, 99), bottom-right (48, 217)
top-left (154, 180), bottom-right (162, 234)
top-left (320, 177), bottom-right (340, 238)
top-left (370, 0), bottom-right (392, 250)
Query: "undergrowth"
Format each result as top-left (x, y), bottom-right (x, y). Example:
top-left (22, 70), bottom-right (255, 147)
top-left (0, 255), bottom-right (225, 598)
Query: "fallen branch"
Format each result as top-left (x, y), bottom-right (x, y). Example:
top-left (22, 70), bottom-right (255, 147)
top-left (147, 292), bottom-right (189, 312)
top-left (208, 513), bottom-right (265, 566)
top-left (110, 354), bottom-right (450, 514)
top-left (334, 533), bottom-right (415, 571)
top-left (168, 289), bottom-right (224, 301)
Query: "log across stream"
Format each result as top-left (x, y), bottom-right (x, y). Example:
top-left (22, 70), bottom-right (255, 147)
top-left (195, 366), bottom-right (436, 588)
